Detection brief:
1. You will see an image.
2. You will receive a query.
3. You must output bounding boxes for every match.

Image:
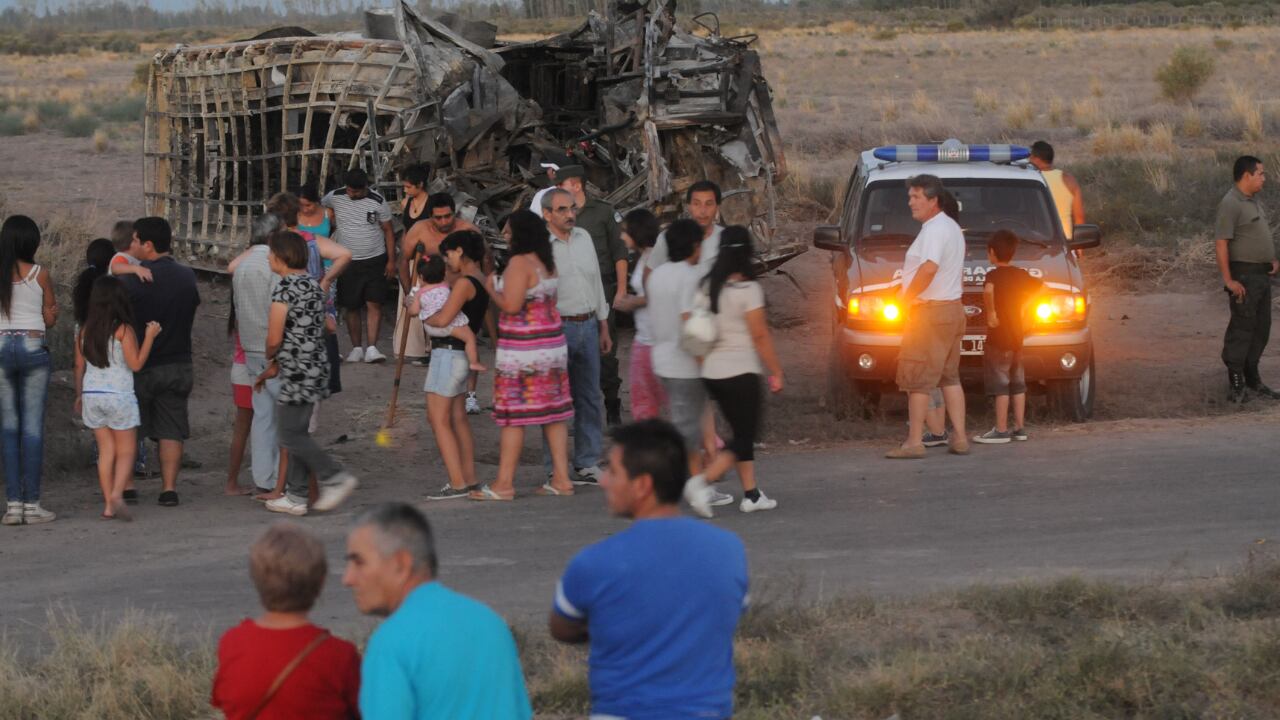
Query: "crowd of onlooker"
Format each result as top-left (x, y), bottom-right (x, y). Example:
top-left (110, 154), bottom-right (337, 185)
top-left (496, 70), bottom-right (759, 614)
top-left (0, 162), bottom-right (786, 526)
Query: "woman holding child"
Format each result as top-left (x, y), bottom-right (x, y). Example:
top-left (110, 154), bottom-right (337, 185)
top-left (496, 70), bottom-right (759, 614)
top-left (408, 229), bottom-right (489, 500)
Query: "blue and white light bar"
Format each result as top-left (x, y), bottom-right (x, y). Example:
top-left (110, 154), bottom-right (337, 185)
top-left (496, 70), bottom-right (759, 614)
top-left (872, 141), bottom-right (1031, 164)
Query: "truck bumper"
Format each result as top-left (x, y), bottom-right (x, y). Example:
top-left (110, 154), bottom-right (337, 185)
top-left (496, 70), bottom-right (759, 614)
top-left (836, 326), bottom-right (1093, 389)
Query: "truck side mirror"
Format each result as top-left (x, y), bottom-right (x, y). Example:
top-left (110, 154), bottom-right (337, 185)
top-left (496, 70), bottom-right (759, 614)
top-left (1068, 224), bottom-right (1101, 250)
top-left (813, 225), bottom-right (845, 252)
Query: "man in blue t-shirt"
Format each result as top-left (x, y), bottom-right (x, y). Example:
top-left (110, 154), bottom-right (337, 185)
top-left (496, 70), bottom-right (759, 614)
top-left (550, 420), bottom-right (749, 720)
top-left (344, 503), bottom-right (532, 720)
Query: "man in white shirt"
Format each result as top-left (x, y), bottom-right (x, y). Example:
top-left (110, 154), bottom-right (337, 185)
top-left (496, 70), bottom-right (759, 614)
top-left (542, 188), bottom-right (612, 482)
top-left (887, 174), bottom-right (970, 459)
top-left (644, 180), bottom-right (724, 280)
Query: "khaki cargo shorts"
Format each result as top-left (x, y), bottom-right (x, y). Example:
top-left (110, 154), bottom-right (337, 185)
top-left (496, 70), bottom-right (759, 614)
top-left (896, 301), bottom-right (965, 394)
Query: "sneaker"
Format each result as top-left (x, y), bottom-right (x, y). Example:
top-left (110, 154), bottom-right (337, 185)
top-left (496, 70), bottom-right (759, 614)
top-left (427, 484), bottom-right (472, 500)
top-left (572, 466), bottom-right (603, 485)
top-left (1011, 427), bottom-right (1028, 441)
top-left (740, 491), bottom-right (778, 513)
top-left (346, 347), bottom-right (365, 363)
top-left (410, 356), bottom-right (431, 367)
top-left (974, 428), bottom-right (1012, 444)
top-left (313, 472), bottom-right (359, 511)
top-left (363, 346), bottom-right (387, 364)
top-left (465, 392), bottom-right (481, 415)
top-left (708, 489), bottom-right (735, 507)
top-left (265, 495), bottom-right (308, 516)
top-left (21, 502), bottom-right (55, 524)
top-left (921, 430), bottom-right (949, 448)
top-left (2, 501), bottom-right (22, 526)
top-left (683, 474), bottom-right (714, 518)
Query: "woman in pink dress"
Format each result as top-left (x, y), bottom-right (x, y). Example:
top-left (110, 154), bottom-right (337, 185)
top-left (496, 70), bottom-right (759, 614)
top-left (472, 210), bottom-right (574, 500)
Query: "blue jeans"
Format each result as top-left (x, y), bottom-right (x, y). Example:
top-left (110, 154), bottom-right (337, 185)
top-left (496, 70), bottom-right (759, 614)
top-left (243, 351), bottom-right (281, 491)
top-left (543, 319), bottom-right (603, 471)
top-left (0, 334), bottom-right (51, 502)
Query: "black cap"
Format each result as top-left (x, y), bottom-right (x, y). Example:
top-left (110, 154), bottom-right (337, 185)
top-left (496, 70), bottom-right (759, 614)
top-left (556, 165), bottom-right (585, 182)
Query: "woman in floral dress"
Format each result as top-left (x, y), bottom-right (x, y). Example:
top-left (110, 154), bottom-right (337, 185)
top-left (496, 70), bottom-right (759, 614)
top-left (472, 210), bottom-right (574, 500)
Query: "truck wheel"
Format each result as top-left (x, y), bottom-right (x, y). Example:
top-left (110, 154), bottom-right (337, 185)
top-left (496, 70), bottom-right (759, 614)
top-left (826, 347), bottom-right (880, 421)
top-left (1047, 352), bottom-right (1095, 422)
top-left (826, 344), bottom-right (857, 421)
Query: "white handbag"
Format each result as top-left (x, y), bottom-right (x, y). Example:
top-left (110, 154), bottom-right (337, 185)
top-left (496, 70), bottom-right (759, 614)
top-left (680, 288), bottom-right (718, 357)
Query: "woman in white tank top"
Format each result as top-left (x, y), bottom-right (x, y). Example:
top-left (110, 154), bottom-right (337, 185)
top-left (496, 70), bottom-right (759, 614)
top-left (0, 215), bottom-right (60, 526)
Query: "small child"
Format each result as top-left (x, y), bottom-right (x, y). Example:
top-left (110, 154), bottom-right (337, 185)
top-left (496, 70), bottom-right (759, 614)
top-left (74, 276), bottom-right (161, 519)
top-left (107, 219), bottom-right (153, 282)
top-left (975, 229), bottom-right (1043, 444)
top-left (211, 522), bottom-right (360, 719)
top-left (409, 255), bottom-right (485, 372)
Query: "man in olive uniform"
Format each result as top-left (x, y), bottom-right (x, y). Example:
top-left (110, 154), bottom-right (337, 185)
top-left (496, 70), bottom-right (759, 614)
top-left (557, 165), bottom-right (628, 425)
top-left (1215, 155), bottom-right (1280, 403)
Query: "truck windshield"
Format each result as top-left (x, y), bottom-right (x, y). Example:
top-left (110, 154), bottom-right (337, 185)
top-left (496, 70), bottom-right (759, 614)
top-left (858, 179), bottom-right (1059, 246)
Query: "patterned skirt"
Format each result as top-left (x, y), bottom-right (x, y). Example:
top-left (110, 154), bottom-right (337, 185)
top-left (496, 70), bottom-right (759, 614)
top-left (492, 318), bottom-right (574, 427)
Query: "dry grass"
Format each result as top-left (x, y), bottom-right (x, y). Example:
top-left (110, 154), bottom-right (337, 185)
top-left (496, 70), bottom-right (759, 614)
top-left (1002, 100), bottom-right (1034, 131)
top-left (1226, 82), bottom-right (1265, 142)
top-left (1090, 123), bottom-right (1148, 156)
top-left (9, 556), bottom-right (1280, 719)
top-left (972, 87), bottom-right (1000, 115)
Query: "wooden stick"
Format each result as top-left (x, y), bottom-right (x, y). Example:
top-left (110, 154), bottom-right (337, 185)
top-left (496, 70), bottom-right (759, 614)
top-left (382, 244), bottom-right (424, 430)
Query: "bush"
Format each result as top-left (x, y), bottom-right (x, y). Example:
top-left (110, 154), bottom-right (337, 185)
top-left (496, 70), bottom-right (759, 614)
top-left (61, 112), bottom-right (100, 138)
top-left (36, 99), bottom-right (70, 121)
top-left (93, 95), bottom-right (146, 124)
top-left (0, 110), bottom-right (26, 137)
top-left (1156, 46), bottom-right (1215, 103)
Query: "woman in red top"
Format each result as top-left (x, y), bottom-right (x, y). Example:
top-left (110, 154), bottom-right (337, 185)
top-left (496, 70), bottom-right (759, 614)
top-left (212, 522), bottom-right (361, 719)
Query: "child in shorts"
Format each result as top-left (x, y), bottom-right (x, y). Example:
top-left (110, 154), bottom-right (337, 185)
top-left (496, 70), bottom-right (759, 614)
top-left (74, 276), bottom-right (161, 519)
top-left (975, 230), bottom-right (1043, 444)
top-left (107, 219), bottom-right (153, 282)
top-left (409, 255), bottom-right (485, 371)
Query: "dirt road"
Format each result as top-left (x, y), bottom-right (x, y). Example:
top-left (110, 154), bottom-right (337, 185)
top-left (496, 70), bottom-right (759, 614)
top-left (2, 409), bottom-right (1276, 644)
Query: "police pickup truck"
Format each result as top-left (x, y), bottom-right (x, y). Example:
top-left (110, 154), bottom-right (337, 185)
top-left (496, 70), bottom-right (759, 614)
top-left (815, 140), bottom-right (1102, 421)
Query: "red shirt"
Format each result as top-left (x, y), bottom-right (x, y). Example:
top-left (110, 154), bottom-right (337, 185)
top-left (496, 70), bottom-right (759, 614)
top-left (211, 620), bottom-right (361, 720)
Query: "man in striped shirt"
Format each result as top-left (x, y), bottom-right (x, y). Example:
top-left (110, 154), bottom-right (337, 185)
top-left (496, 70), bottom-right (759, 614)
top-left (323, 168), bottom-right (396, 363)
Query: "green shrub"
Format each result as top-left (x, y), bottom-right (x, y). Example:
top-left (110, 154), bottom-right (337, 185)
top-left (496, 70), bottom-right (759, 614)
top-left (36, 99), bottom-right (70, 120)
top-left (60, 113), bottom-right (100, 137)
top-left (835, 48), bottom-right (849, 57)
top-left (871, 28), bottom-right (897, 41)
top-left (94, 95), bottom-right (146, 123)
top-left (0, 110), bottom-right (26, 137)
top-left (1156, 46), bottom-right (1215, 103)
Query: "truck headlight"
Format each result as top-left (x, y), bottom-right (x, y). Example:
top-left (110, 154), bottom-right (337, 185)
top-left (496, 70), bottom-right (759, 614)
top-left (1033, 293), bottom-right (1087, 324)
top-left (848, 293), bottom-right (902, 325)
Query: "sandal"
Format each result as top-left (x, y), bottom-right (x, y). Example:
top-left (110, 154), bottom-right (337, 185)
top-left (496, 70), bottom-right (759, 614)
top-left (535, 483), bottom-right (574, 497)
top-left (468, 484), bottom-right (514, 502)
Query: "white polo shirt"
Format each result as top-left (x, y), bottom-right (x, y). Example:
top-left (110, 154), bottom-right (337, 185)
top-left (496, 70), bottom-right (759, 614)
top-left (902, 212), bottom-right (964, 301)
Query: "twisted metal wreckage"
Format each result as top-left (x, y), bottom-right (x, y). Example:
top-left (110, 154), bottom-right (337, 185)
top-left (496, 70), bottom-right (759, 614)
top-left (143, 0), bottom-right (802, 272)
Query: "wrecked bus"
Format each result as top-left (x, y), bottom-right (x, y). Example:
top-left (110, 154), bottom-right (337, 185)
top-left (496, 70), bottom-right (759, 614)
top-left (142, 0), bottom-right (800, 271)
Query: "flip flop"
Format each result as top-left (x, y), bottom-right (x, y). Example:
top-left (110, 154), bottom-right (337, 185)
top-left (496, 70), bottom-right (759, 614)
top-left (535, 483), bottom-right (574, 497)
top-left (468, 484), bottom-right (514, 502)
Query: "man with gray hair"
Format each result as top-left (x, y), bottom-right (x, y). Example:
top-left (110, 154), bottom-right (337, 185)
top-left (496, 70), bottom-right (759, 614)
top-left (542, 187), bottom-right (612, 484)
top-left (343, 502), bottom-right (532, 719)
top-left (887, 174), bottom-right (970, 459)
top-left (230, 213), bottom-right (283, 494)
